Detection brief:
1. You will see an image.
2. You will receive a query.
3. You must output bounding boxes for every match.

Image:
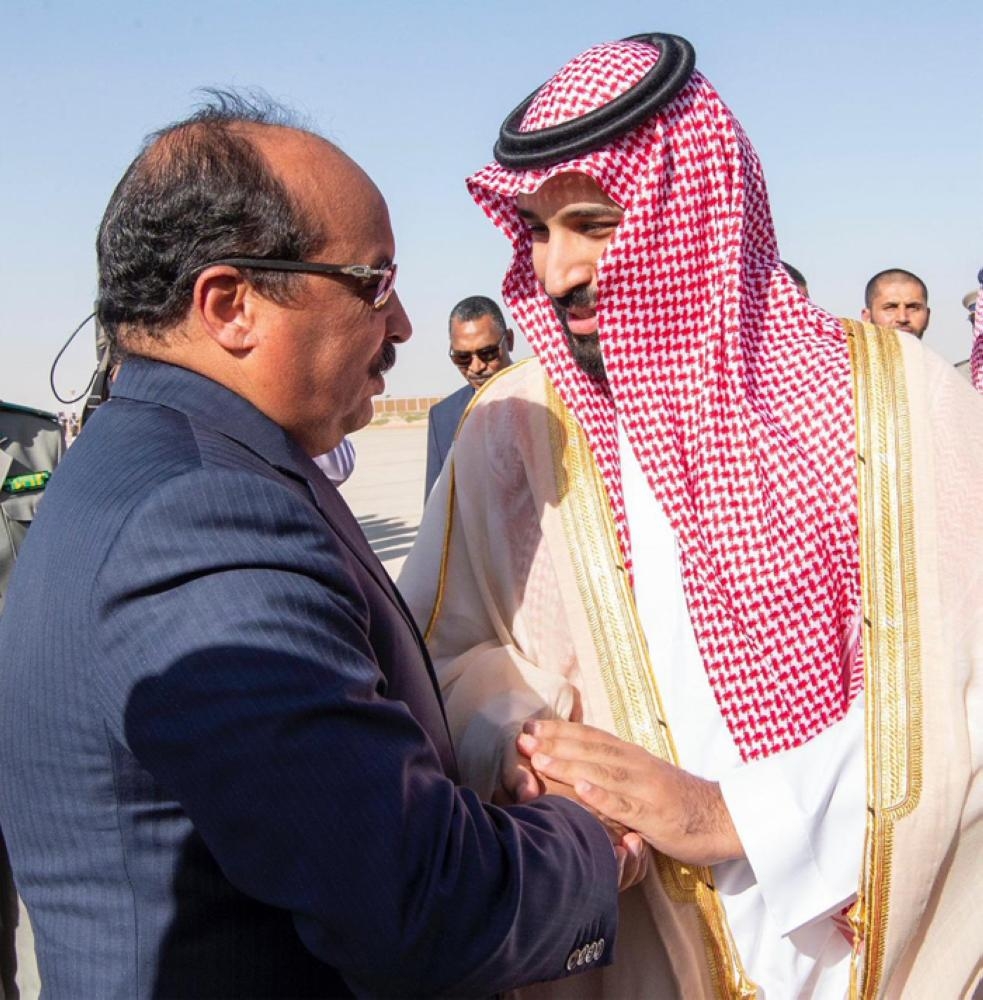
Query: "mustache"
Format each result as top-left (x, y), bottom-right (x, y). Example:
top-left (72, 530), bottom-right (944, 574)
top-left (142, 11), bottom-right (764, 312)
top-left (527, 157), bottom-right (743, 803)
top-left (553, 286), bottom-right (597, 312)
top-left (371, 341), bottom-right (397, 377)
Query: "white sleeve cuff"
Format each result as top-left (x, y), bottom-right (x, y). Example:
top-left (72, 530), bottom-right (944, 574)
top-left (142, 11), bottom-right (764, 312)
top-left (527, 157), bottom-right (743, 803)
top-left (718, 695), bottom-right (866, 935)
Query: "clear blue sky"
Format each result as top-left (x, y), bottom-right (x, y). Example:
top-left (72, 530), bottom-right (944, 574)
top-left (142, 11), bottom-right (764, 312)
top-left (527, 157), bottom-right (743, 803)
top-left (2, 0), bottom-right (979, 410)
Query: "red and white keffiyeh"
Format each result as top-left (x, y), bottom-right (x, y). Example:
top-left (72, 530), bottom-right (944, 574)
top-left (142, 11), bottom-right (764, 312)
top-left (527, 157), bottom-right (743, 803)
top-left (467, 40), bottom-right (863, 761)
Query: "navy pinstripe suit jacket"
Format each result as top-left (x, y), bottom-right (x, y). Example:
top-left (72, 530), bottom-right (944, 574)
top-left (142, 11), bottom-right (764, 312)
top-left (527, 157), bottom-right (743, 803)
top-left (0, 359), bottom-right (617, 998)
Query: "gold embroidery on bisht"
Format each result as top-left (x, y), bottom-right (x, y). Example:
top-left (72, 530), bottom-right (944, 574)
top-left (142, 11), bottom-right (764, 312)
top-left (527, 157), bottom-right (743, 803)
top-left (844, 320), bottom-right (923, 999)
top-left (545, 373), bottom-right (757, 1000)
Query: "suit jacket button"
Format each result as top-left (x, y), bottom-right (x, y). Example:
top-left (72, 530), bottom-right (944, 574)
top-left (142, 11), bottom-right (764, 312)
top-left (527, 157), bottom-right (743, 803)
top-left (566, 948), bottom-right (580, 972)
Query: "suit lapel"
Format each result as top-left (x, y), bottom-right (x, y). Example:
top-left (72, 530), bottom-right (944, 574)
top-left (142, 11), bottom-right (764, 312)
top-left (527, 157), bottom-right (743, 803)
top-left (299, 465), bottom-right (450, 724)
top-left (301, 462), bottom-right (412, 627)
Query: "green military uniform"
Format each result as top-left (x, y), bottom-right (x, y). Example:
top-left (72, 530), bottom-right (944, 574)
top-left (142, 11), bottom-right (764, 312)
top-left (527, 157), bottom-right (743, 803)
top-left (1, 400), bottom-right (62, 1000)
top-left (1, 402), bottom-right (63, 613)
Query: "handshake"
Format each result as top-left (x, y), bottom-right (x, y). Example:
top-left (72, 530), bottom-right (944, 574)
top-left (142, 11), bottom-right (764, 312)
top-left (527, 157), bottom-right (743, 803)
top-left (496, 719), bottom-right (745, 891)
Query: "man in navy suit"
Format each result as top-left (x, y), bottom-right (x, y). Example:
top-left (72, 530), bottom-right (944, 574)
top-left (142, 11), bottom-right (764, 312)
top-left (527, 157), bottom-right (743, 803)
top-left (0, 95), bottom-right (634, 997)
top-left (424, 296), bottom-right (514, 498)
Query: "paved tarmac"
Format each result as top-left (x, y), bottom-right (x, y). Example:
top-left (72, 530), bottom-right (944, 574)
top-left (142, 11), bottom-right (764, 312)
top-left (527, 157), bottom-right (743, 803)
top-left (339, 423), bottom-right (429, 578)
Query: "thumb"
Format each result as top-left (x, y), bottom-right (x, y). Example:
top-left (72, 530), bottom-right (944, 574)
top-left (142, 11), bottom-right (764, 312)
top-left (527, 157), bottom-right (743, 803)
top-left (512, 763), bottom-right (543, 803)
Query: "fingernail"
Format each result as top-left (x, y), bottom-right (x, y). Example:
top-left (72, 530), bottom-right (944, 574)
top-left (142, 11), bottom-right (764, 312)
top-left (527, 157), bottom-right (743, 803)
top-left (523, 720), bottom-right (542, 736)
top-left (575, 780), bottom-right (592, 796)
top-left (517, 733), bottom-right (537, 750)
top-left (531, 752), bottom-right (552, 768)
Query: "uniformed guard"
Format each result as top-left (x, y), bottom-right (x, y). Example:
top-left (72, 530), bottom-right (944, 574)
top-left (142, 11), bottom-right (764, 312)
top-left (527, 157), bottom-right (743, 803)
top-left (0, 398), bottom-right (62, 1000)
top-left (0, 401), bottom-right (64, 613)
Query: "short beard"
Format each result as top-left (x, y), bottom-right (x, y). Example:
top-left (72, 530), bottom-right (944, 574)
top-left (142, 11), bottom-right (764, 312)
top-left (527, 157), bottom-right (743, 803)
top-left (551, 289), bottom-right (606, 380)
top-left (563, 330), bottom-right (606, 380)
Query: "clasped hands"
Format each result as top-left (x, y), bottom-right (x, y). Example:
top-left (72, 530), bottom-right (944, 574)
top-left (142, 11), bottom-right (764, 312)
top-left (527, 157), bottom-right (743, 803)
top-left (495, 719), bottom-right (744, 889)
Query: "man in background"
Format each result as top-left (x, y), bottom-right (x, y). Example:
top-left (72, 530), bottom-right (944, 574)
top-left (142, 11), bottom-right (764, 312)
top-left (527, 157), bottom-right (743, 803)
top-left (424, 295), bottom-right (513, 498)
top-left (781, 260), bottom-right (809, 297)
top-left (961, 270), bottom-right (983, 392)
top-left (0, 402), bottom-right (62, 613)
top-left (861, 267), bottom-right (931, 337)
top-left (0, 399), bottom-right (60, 998)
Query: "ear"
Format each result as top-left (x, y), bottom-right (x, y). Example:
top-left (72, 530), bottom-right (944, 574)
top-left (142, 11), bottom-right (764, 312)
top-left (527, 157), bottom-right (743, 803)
top-left (860, 308), bottom-right (872, 323)
top-left (506, 327), bottom-right (516, 351)
top-left (194, 267), bottom-right (260, 352)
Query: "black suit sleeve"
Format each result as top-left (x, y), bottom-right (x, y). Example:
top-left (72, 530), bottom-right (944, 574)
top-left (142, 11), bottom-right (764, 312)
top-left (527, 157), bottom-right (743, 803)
top-left (98, 468), bottom-right (617, 997)
top-left (425, 406), bottom-right (442, 501)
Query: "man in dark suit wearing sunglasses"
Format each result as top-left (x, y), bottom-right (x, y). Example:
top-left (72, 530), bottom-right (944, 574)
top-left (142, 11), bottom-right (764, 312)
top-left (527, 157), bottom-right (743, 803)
top-left (424, 295), bottom-right (514, 499)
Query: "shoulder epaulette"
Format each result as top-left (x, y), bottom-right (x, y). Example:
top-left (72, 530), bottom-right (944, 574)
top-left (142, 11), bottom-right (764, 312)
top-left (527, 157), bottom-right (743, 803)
top-left (0, 401), bottom-right (60, 423)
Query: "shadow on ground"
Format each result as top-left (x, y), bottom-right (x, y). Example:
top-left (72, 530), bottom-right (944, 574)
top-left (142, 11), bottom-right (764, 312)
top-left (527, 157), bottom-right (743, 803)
top-left (358, 514), bottom-right (419, 565)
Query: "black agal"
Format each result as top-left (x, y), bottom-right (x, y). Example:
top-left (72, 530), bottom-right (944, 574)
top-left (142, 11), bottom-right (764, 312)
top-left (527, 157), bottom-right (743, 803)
top-left (493, 33), bottom-right (696, 170)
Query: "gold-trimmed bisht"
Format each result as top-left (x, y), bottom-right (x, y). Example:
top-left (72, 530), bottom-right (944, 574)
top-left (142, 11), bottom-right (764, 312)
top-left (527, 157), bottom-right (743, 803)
top-left (544, 375), bottom-right (757, 1000)
top-left (843, 320), bottom-right (922, 999)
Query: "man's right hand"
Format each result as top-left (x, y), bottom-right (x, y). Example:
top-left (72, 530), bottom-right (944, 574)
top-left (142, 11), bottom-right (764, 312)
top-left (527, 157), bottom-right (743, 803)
top-left (612, 829), bottom-right (648, 892)
top-left (491, 724), bottom-right (545, 805)
top-left (495, 724), bottom-right (649, 892)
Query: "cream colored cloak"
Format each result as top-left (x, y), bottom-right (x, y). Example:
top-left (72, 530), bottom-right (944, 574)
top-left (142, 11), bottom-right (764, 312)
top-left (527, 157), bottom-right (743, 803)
top-left (398, 324), bottom-right (982, 998)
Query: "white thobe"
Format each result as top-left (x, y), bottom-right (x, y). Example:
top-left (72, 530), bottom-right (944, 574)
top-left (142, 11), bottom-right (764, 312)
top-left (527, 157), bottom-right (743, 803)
top-left (618, 422), bottom-right (865, 999)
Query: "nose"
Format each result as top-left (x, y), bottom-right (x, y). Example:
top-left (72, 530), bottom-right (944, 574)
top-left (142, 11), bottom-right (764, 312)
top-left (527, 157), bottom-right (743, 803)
top-left (385, 292), bottom-right (412, 343)
top-left (536, 234), bottom-right (596, 300)
top-left (467, 354), bottom-right (489, 377)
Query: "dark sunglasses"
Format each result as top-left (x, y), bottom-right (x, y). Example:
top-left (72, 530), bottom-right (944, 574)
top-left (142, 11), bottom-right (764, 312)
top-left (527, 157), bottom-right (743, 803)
top-left (449, 332), bottom-right (507, 368)
top-left (194, 257), bottom-right (398, 310)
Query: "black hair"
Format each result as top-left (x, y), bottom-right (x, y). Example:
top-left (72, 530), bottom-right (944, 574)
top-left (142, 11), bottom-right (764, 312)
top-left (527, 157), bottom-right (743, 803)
top-left (447, 295), bottom-right (508, 337)
top-left (96, 89), bottom-right (327, 351)
top-left (780, 261), bottom-right (807, 289)
top-left (864, 268), bottom-right (928, 308)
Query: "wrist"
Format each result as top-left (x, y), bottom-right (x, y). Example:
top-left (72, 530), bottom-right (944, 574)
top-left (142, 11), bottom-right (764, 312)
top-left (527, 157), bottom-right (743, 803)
top-left (682, 777), bottom-right (743, 865)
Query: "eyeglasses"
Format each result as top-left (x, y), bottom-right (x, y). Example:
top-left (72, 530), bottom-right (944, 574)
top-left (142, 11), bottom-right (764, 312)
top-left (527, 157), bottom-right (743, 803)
top-left (196, 257), bottom-right (398, 310)
top-left (449, 333), bottom-right (507, 368)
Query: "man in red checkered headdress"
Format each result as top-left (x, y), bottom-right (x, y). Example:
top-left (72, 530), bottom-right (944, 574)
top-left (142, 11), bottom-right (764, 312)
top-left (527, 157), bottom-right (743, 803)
top-left (401, 34), bottom-right (983, 999)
